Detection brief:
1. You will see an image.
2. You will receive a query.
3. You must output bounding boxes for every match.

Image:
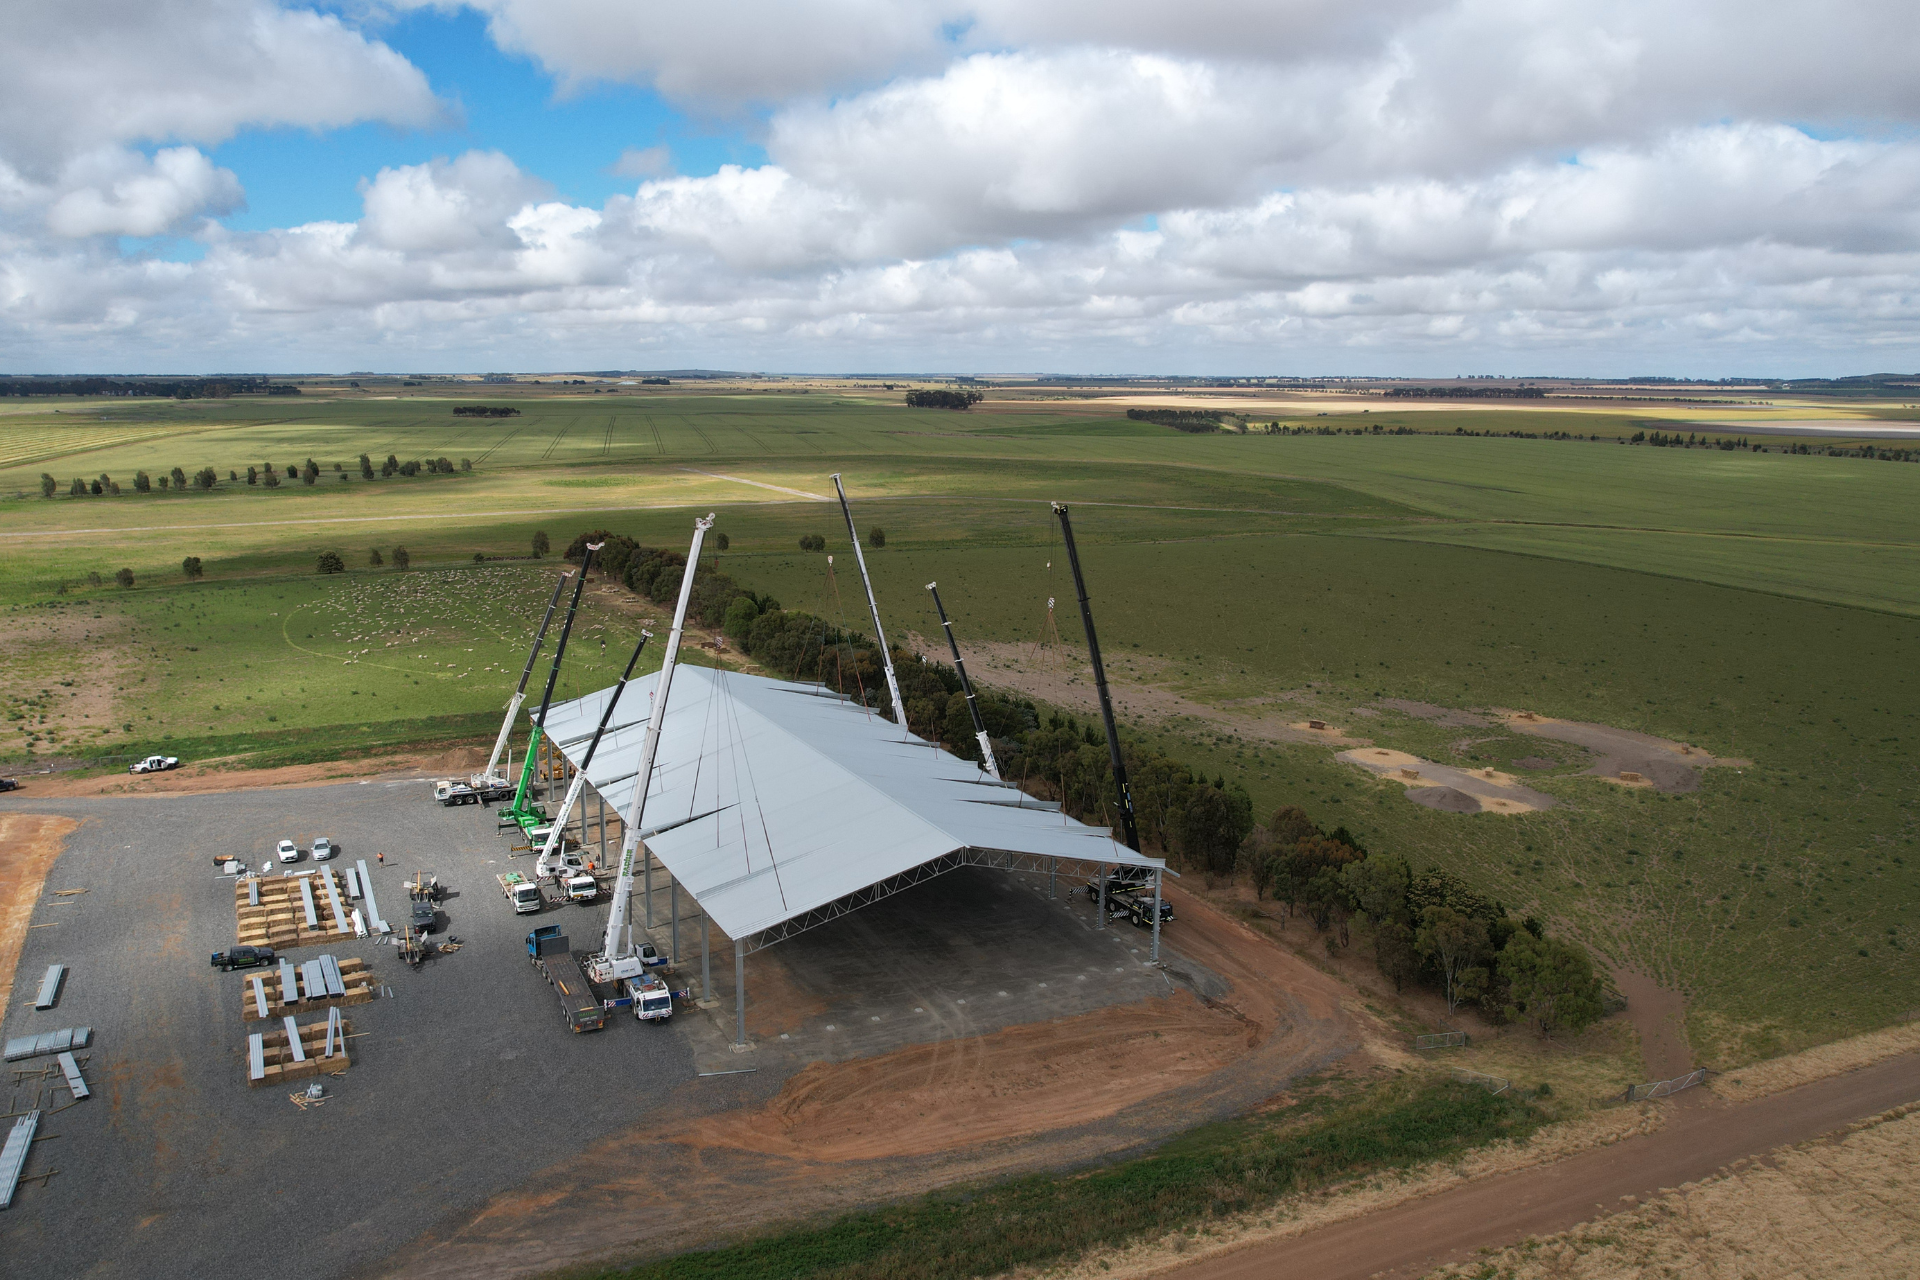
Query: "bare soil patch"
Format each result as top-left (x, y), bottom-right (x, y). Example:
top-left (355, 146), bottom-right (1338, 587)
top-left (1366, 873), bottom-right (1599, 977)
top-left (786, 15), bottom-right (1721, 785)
top-left (1372, 698), bottom-right (1494, 728)
top-left (0, 812), bottom-right (81, 1007)
top-left (1501, 710), bottom-right (1751, 794)
top-left (1337, 747), bottom-right (1557, 814)
top-left (680, 990), bottom-right (1252, 1161)
top-left (1511, 755), bottom-right (1559, 770)
top-left (1612, 967), bottom-right (1696, 1084)
top-left (906, 635), bottom-right (1374, 747)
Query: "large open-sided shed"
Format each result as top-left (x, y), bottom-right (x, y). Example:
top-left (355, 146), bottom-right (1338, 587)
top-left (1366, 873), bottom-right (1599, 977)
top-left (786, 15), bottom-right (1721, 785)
top-left (539, 665), bottom-right (1165, 1040)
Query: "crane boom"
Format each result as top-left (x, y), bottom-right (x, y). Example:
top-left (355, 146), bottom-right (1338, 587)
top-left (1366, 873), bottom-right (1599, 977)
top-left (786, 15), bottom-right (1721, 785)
top-left (534, 629), bottom-right (651, 875)
top-left (830, 474), bottom-right (906, 730)
top-left (1051, 503), bottom-right (1140, 852)
top-left (477, 571), bottom-right (570, 787)
top-left (596, 514), bottom-right (714, 977)
top-left (925, 581), bottom-right (1000, 779)
top-left (504, 543), bottom-right (598, 832)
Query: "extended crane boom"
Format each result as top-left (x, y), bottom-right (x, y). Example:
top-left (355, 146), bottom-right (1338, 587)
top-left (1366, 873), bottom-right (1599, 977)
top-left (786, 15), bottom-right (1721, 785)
top-left (830, 474), bottom-right (906, 730)
top-left (534, 629), bottom-right (650, 876)
top-left (1051, 503), bottom-right (1140, 853)
top-left (476, 572), bottom-right (570, 788)
top-left (925, 581), bottom-right (1000, 780)
top-left (503, 543), bottom-right (599, 834)
top-left (593, 514), bottom-right (714, 982)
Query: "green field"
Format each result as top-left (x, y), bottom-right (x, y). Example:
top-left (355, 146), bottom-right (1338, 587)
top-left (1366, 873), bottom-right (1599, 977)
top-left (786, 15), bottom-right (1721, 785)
top-left (2, 385), bottom-right (1917, 1063)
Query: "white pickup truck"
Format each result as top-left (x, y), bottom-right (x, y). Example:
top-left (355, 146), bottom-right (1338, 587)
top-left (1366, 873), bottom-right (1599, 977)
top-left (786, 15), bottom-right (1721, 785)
top-left (497, 872), bottom-right (544, 914)
top-left (129, 754), bottom-right (179, 774)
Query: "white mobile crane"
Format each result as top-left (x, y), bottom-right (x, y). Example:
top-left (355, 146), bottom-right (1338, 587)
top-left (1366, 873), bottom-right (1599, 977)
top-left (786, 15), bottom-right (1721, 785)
top-left (533, 629), bottom-right (651, 880)
top-left (475, 571), bottom-right (571, 791)
top-left (588, 513), bottom-right (715, 985)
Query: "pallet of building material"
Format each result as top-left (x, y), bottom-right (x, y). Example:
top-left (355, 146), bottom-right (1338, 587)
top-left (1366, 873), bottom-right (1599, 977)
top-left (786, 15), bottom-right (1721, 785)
top-left (232, 869), bottom-right (351, 951)
top-left (245, 1014), bottom-right (352, 1087)
top-left (238, 956), bottom-right (375, 1021)
top-left (3, 1027), bottom-right (91, 1062)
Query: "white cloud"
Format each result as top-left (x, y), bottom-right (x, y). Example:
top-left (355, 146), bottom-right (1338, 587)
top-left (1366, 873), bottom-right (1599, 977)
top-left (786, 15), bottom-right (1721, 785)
top-left (5, 0), bottom-right (1920, 370)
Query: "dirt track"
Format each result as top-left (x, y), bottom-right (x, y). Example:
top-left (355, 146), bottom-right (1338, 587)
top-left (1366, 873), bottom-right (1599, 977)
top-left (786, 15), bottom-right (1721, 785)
top-left (1159, 1051), bottom-right (1920, 1280)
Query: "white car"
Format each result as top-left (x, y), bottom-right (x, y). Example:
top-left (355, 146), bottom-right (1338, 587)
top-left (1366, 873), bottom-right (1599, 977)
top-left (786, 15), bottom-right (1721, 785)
top-left (311, 837), bottom-right (334, 861)
top-left (129, 754), bottom-right (179, 775)
top-left (276, 839), bottom-right (300, 864)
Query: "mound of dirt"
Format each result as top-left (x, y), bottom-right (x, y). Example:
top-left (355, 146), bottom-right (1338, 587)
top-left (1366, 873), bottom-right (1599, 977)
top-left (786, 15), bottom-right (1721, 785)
top-left (1512, 756), bottom-right (1559, 771)
top-left (1407, 786), bottom-right (1481, 814)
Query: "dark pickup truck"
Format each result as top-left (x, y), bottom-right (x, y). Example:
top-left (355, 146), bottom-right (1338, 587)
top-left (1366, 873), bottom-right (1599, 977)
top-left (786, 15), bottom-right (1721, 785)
top-left (210, 945), bottom-right (276, 972)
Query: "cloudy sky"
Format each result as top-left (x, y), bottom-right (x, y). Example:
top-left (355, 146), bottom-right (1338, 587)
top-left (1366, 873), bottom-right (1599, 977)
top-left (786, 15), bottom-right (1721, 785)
top-left (3, 0), bottom-right (1917, 375)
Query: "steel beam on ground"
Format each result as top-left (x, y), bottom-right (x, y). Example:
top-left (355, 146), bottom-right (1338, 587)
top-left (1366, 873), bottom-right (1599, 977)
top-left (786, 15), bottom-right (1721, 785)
top-left (56, 1051), bottom-right (87, 1100)
top-left (301, 960), bottom-right (324, 1002)
top-left (33, 965), bottom-right (64, 1010)
top-left (250, 975), bottom-right (268, 1019)
top-left (297, 876), bottom-right (319, 928)
top-left (247, 878), bottom-right (260, 906)
top-left (283, 1016), bottom-right (305, 1064)
top-left (319, 954), bottom-right (345, 997)
top-left (320, 869), bottom-right (350, 933)
top-left (357, 860), bottom-right (388, 933)
top-left (0, 1111), bottom-right (40, 1208)
top-left (277, 959), bottom-right (298, 1007)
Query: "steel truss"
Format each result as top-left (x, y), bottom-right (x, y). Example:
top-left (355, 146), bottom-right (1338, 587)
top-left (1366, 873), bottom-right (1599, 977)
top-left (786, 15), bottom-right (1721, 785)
top-left (741, 846), bottom-right (1133, 955)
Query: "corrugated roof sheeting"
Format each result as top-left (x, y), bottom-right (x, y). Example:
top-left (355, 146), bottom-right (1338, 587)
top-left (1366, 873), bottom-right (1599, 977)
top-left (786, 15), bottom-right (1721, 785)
top-left (542, 666), bottom-right (1161, 940)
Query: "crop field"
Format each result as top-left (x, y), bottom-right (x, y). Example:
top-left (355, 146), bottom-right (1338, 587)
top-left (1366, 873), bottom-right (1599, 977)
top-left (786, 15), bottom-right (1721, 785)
top-left (1, 386), bottom-right (1917, 1064)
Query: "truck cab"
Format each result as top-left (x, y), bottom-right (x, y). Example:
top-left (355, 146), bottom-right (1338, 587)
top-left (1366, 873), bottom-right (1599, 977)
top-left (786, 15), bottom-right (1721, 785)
top-left (510, 881), bottom-right (543, 913)
top-left (564, 873), bottom-right (598, 903)
top-left (627, 974), bottom-right (674, 1022)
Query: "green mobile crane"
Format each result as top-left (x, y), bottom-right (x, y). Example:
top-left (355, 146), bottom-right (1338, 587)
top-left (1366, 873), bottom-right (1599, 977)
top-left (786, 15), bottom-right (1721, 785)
top-left (499, 542), bottom-right (600, 836)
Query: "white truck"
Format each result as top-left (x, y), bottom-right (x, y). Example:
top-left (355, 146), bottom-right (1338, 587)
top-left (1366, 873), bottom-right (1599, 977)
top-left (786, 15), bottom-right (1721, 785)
top-left (626, 973), bottom-right (674, 1022)
top-left (564, 873), bottom-right (599, 903)
top-left (497, 871), bottom-right (544, 915)
top-left (130, 754), bottom-right (179, 774)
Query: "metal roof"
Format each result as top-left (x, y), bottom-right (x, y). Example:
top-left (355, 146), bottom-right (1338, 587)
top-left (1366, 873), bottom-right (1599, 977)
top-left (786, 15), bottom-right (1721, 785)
top-left (539, 665), bottom-right (1162, 941)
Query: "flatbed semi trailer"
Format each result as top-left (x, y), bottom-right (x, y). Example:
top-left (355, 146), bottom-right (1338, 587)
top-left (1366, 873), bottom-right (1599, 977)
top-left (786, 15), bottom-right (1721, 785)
top-left (527, 926), bottom-right (608, 1032)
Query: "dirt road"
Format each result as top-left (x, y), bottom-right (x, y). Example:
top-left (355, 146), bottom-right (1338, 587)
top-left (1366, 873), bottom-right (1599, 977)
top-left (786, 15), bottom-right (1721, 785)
top-left (1164, 1051), bottom-right (1920, 1280)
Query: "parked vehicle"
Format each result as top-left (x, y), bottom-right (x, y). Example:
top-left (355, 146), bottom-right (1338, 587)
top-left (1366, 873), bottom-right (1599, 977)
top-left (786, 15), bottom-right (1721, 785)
top-left (409, 900), bottom-right (439, 935)
top-left (0, 777), bottom-right (18, 792)
top-left (564, 873), bottom-right (599, 903)
top-left (497, 872), bottom-right (544, 914)
top-left (311, 836), bottom-right (335, 861)
top-left (276, 839), bottom-right (300, 864)
top-left (210, 945), bottom-right (276, 972)
top-left (534, 845), bottom-right (588, 880)
top-left (130, 754), bottom-right (180, 774)
top-left (435, 777), bottom-right (513, 806)
top-left (527, 925), bottom-right (608, 1032)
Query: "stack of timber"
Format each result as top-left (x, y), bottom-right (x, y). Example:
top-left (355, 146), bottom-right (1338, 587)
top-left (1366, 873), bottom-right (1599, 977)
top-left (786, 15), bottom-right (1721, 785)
top-left (233, 867), bottom-right (353, 951)
top-left (238, 954), bottom-right (375, 1022)
top-left (246, 1009), bottom-right (350, 1087)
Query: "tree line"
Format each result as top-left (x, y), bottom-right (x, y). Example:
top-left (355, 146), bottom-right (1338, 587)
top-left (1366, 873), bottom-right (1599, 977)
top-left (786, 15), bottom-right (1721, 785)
top-left (0, 378), bottom-right (297, 398)
top-left (1126, 408), bottom-right (1226, 432)
top-left (452, 406), bottom-right (519, 417)
top-left (563, 524), bottom-right (1607, 1040)
top-left (904, 389), bottom-right (983, 410)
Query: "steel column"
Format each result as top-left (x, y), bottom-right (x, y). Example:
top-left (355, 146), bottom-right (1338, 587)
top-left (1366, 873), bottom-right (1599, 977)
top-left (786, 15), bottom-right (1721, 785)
top-left (1151, 868), bottom-right (1163, 962)
top-left (734, 939), bottom-right (746, 1045)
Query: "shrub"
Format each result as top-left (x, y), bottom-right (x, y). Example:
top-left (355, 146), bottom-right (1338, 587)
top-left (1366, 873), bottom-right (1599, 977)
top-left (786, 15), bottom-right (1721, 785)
top-left (868, 527), bottom-right (886, 548)
top-left (531, 530), bottom-right (550, 559)
top-left (459, 458), bottom-right (471, 471)
top-left (196, 467), bottom-right (218, 490)
top-left (316, 551), bottom-right (345, 574)
top-left (435, 457), bottom-right (453, 473)
top-left (89, 478), bottom-right (103, 495)
top-left (157, 474), bottom-right (169, 489)
top-left (114, 568), bottom-right (134, 588)
top-left (368, 548), bottom-right (383, 566)
top-left (723, 594), bottom-right (760, 642)
top-left (399, 460), bottom-right (421, 477)
top-left (134, 471), bottom-right (151, 492)
top-left (170, 467), bottom-right (187, 490)
top-left (391, 546), bottom-right (410, 570)
top-left (1499, 932), bottom-right (1605, 1039)
top-left (69, 478), bottom-right (85, 496)
top-left (715, 531), bottom-right (730, 551)
top-left (182, 556), bottom-right (203, 580)
top-left (799, 534), bottom-right (827, 551)
top-left (382, 454), bottom-right (398, 477)
top-left (302, 459), bottom-right (318, 485)
top-left (263, 466), bottom-right (279, 488)
top-left (358, 453), bottom-right (374, 479)
top-left (39, 474), bottom-right (55, 498)
top-left (245, 466), bottom-right (257, 485)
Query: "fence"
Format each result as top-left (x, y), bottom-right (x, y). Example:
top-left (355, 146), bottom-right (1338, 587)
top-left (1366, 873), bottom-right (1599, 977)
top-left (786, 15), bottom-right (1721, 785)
top-left (1618, 1067), bottom-right (1711, 1102)
top-left (1450, 1066), bottom-right (1511, 1095)
top-left (1415, 1031), bottom-right (1469, 1050)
